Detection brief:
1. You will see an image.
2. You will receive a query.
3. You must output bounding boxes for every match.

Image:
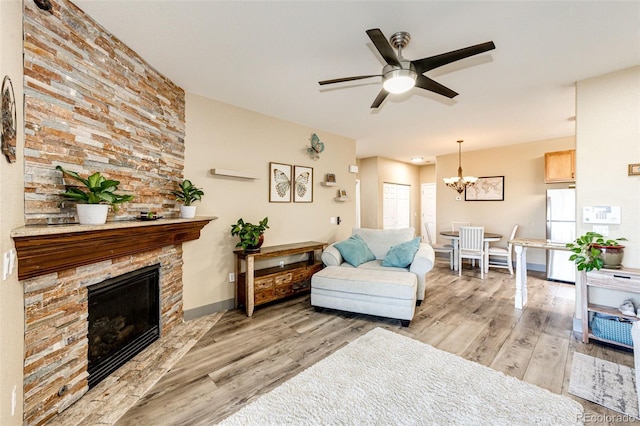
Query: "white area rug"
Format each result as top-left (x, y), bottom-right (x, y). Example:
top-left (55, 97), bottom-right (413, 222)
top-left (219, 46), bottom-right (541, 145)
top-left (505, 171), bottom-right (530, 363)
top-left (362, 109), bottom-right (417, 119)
top-left (569, 352), bottom-right (639, 419)
top-left (219, 327), bottom-right (583, 425)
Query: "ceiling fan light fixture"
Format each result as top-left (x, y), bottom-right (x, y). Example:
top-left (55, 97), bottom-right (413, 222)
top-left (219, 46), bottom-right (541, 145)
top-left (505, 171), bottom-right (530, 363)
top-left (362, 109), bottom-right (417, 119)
top-left (382, 68), bottom-right (417, 94)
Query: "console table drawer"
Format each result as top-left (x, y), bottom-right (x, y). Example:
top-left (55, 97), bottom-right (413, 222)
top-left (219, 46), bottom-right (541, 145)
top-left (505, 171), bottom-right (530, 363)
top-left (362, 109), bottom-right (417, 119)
top-left (255, 277), bottom-right (274, 291)
top-left (275, 273), bottom-right (292, 285)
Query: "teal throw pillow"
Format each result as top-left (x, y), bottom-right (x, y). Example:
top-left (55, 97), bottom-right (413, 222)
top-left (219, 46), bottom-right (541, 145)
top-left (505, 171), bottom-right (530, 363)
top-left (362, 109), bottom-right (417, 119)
top-left (334, 234), bottom-right (376, 267)
top-left (382, 237), bottom-right (421, 268)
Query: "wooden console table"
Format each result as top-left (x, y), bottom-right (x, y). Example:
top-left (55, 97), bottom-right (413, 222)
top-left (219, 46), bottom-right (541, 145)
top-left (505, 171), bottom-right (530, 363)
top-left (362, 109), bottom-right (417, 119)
top-left (234, 241), bottom-right (326, 317)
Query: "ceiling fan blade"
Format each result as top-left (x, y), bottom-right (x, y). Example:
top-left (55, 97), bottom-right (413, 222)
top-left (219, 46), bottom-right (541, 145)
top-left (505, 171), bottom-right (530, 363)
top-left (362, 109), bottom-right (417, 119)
top-left (318, 75), bottom-right (380, 86)
top-left (370, 89), bottom-right (389, 109)
top-left (415, 75), bottom-right (458, 98)
top-left (412, 41), bottom-right (496, 74)
top-left (366, 28), bottom-right (401, 67)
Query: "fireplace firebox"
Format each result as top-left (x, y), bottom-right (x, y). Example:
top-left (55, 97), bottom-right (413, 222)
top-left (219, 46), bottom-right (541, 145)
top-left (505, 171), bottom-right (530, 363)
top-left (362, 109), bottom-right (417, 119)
top-left (87, 264), bottom-right (161, 388)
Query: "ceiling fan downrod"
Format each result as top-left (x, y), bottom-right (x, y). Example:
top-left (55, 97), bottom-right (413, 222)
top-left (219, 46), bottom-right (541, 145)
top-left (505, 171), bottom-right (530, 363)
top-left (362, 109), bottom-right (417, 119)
top-left (390, 31), bottom-right (411, 59)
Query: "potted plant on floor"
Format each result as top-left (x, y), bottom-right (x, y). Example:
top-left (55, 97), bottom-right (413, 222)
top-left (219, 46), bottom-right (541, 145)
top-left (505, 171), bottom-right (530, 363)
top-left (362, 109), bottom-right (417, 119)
top-left (566, 231), bottom-right (627, 271)
top-left (230, 217), bottom-right (269, 252)
top-left (172, 179), bottom-right (204, 218)
top-left (56, 166), bottom-right (134, 225)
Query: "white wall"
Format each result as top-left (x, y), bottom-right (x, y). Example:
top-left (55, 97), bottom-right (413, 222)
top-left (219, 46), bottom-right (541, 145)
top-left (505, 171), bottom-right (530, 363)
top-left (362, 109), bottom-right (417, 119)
top-left (181, 93), bottom-right (356, 316)
top-left (0, 0), bottom-right (26, 423)
top-left (574, 66), bottom-right (640, 318)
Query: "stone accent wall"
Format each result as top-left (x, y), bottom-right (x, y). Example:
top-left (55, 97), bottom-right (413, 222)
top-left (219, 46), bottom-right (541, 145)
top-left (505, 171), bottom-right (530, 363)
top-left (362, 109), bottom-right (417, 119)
top-left (23, 0), bottom-right (185, 225)
top-left (21, 0), bottom-right (188, 424)
top-left (23, 247), bottom-right (184, 425)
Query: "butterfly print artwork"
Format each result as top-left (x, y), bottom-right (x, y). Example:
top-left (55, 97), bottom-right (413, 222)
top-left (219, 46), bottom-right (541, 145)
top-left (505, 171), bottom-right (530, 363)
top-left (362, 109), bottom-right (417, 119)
top-left (269, 163), bottom-right (292, 202)
top-left (293, 166), bottom-right (313, 203)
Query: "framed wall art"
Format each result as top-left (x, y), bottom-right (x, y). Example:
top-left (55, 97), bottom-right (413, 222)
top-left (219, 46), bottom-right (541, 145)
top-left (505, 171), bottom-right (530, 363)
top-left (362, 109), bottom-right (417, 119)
top-left (465, 176), bottom-right (504, 201)
top-left (628, 163), bottom-right (640, 176)
top-left (269, 162), bottom-right (292, 202)
top-left (293, 165), bottom-right (313, 203)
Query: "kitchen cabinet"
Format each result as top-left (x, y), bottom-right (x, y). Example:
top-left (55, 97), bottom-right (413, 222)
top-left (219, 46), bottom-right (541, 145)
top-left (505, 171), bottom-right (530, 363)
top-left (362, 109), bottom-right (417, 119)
top-left (544, 150), bottom-right (575, 183)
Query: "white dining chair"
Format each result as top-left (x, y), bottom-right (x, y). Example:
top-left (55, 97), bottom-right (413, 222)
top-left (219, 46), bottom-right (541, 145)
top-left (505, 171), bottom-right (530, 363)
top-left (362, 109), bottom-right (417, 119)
top-left (488, 225), bottom-right (519, 274)
top-left (424, 224), bottom-right (454, 270)
top-left (452, 221), bottom-right (470, 231)
top-left (458, 226), bottom-right (486, 279)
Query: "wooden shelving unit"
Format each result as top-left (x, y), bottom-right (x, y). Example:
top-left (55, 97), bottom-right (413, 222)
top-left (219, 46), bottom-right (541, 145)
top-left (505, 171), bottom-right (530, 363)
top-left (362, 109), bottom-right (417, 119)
top-left (580, 267), bottom-right (640, 349)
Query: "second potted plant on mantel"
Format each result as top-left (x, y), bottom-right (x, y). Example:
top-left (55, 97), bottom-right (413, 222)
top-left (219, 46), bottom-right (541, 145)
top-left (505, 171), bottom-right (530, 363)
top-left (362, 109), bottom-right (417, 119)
top-left (56, 165), bottom-right (134, 225)
top-left (230, 217), bottom-right (269, 252)
top-left (172, 179), bottom-right (205, 218)
top-left (566, 231), bottom-right (627, 272)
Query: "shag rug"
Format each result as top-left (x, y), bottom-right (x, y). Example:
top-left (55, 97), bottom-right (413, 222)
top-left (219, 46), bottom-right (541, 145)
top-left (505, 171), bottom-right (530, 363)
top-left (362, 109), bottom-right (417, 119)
top-left (569, 352), bottom-right (639, 419)
top-left (219, 327), bottom-right (583, 425)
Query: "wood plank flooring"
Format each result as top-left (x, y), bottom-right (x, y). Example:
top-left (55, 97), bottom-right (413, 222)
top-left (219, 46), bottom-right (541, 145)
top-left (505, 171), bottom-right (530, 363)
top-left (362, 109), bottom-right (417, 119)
top-left (115, 263), bottom-right (634, 426)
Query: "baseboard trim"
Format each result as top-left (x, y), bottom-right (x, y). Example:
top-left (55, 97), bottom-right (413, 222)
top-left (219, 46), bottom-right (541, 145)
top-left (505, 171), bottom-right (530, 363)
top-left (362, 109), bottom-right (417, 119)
top-left (184, 298), bottom-right (234, 321)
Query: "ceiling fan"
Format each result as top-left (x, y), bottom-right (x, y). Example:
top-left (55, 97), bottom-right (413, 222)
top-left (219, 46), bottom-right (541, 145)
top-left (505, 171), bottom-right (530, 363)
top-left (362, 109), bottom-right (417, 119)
top-left (318, 28), bottom-right (495, 109)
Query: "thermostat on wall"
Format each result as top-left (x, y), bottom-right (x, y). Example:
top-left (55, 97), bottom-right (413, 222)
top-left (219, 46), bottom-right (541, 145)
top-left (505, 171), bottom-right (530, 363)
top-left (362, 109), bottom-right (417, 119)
top-left (349, 165), bottom-right (358, 173)
top-left (583, 206), bottom-right (621, 224)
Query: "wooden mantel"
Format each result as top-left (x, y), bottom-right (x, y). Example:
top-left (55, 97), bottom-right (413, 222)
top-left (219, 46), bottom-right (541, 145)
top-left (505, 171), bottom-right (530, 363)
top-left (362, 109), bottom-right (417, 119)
top-left (11, 217), bottom-right (216, 280)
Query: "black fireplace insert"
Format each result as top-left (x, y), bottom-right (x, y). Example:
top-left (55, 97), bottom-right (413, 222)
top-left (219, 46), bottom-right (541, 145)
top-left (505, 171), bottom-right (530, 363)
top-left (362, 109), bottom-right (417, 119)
top-left (87, 264), bottom-right (161, 388)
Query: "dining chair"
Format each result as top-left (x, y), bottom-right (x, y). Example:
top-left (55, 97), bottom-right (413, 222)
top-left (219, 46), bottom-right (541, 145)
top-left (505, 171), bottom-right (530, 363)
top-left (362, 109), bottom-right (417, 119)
top-left (487, 225), bottom-right (519, 274)
top-left (458, 226), bottom-right (486, 279)
top-left (451, 221), bottom-right (471, 231)
top-left (424, 224), bottom-right (454, 270)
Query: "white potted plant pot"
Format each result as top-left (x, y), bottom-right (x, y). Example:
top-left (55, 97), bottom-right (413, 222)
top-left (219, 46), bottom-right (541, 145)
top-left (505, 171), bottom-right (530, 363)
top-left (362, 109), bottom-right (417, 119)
top-left (77, 204), bottom-right (109, 225)
top-left (180, 205), bottom-right (197, 219)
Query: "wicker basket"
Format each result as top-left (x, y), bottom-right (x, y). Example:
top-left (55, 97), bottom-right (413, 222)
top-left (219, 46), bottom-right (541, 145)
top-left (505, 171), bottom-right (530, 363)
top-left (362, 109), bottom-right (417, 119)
top-left (590, 312), bottom-right (633, 346)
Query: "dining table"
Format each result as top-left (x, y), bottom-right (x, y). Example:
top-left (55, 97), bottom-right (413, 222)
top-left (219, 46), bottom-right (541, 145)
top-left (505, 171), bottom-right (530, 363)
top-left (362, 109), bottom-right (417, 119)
top-left (439, 230), bottom-right (503, 273)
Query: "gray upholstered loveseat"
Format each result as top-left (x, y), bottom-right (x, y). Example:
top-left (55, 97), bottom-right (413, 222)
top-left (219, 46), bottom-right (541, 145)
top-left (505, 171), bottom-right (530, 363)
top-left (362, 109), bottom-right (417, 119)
top-left (319, 227), bottom-right (435, 303)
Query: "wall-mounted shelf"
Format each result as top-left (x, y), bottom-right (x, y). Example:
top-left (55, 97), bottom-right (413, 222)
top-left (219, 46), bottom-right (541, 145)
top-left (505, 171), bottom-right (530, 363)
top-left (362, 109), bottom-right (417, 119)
top-left (335, 196), bottom-right (349, 202)
top-left (211, 168), bottom-right (258, 180)
top-left (321, 182), bottom-right (337, 187)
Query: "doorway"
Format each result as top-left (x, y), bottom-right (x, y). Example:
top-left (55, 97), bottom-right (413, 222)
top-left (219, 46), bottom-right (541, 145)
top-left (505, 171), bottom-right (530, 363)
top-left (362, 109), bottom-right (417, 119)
top-left (383, 183), bottom-right (410, 229)
top-left (421, 183), bottom-right (436, 242)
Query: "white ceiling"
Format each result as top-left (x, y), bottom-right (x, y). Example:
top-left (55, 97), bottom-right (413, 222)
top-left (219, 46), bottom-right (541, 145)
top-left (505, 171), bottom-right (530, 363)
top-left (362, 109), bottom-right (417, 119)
top-left (73, 1), bottom-right (640, 164)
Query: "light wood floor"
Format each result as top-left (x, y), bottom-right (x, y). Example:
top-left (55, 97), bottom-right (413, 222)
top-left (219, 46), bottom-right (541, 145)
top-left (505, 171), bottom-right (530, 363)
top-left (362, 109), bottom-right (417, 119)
top-left (116, 262), bottom-right (634, 425)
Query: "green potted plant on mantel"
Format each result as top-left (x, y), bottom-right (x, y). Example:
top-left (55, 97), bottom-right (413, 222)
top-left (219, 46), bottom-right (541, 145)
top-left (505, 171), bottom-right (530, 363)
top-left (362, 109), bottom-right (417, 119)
top-left (230, 217), bottom-right (269, 252)
top-left (171, 179), bottom-right (204, 218)
top-left (56, 165), bottom-right (134, 225)
top-left (566, 231), bottom-right (627, 272)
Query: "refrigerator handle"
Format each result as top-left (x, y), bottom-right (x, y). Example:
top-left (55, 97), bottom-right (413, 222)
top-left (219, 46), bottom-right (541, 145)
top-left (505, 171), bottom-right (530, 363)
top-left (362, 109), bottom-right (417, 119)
top-left (546, 196), bottom-right (552, 241)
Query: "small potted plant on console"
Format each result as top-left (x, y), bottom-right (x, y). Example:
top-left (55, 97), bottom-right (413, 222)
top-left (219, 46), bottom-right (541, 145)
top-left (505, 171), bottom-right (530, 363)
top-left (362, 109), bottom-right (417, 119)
top-left (230, 217), bottom-right (269, 252)
top-left (566, 231), bottom-right (627, 272)
top-left (56, 165), bottom-right (134, 225)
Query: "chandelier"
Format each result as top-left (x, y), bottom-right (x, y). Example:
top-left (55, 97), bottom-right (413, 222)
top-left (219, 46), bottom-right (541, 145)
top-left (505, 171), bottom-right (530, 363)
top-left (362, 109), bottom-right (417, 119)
top-left (443, 140), bottom-right (478, 194)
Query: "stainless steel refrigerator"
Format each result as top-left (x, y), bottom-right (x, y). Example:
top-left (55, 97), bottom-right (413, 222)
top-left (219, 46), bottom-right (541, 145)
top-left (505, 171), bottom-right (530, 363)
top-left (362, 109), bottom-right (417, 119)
top-left (546, 188), bottom-right (576, 283)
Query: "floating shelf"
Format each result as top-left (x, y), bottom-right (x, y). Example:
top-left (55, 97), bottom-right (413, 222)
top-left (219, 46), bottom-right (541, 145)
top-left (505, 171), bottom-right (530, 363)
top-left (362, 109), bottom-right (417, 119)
top-left (211, 168), bottom-right (258, 180)
top-left (321, 182), bottom-right (337, 187)
top-left (335, 196), bottom-right (350, 202)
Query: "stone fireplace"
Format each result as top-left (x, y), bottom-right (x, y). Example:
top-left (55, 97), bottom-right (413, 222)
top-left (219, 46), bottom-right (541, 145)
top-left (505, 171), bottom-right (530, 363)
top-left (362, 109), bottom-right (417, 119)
top-left (20, 0), bottom-right (198, 423)
top-left (13, 219), bottom-right (211, 425)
